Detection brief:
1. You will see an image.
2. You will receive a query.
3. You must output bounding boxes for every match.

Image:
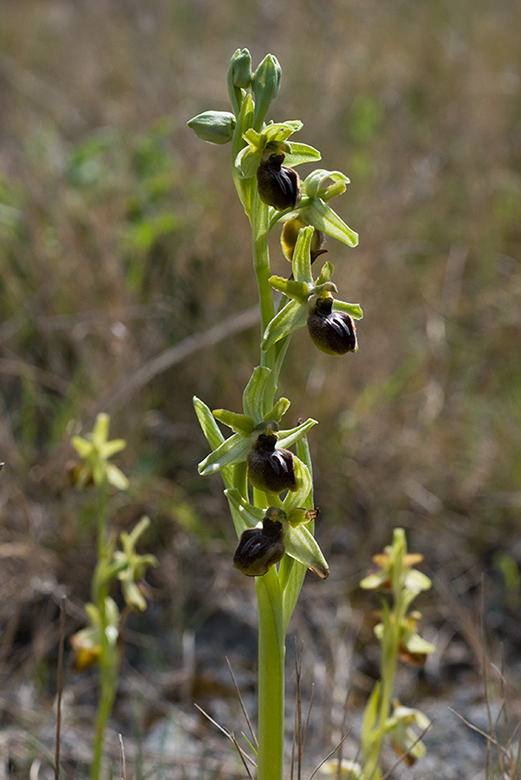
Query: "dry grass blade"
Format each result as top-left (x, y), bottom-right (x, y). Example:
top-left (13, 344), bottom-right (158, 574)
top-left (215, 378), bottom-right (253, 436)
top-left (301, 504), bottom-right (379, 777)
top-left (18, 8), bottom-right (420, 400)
top-left (194, 703), bottom-right (256, 780)
top-left (225, 656), bottom-right (258, 750)
top-left (119, 734), bottom-right (127, 780)
top-left (54, 597), bottom-right (66, 780)
top-left (308, 731), bottom-right (352, 780)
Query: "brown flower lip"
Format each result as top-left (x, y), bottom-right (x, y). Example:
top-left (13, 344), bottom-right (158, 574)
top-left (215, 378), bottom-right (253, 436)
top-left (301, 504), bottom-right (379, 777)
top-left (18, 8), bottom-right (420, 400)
top-left (307, 295), bottom-right (358, 356)
top-left (247, 430), bottom-right (297, 493)
top-left (233, 511), bottom-right (286, 576)
top-left (256, 153), bottom-right (300, 211)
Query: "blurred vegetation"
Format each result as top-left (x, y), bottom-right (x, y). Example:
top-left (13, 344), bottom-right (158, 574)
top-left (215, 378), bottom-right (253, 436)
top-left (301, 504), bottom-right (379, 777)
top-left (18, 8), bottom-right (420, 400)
top-left (1, 0), bottom-right (520, 776)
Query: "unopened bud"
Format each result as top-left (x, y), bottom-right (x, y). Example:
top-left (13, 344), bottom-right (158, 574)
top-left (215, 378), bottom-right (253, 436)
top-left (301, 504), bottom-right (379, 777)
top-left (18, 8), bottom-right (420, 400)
top-left (252, 54), bottom-right (282, 129)
top-left (187, 110), bottom-right (236, 145)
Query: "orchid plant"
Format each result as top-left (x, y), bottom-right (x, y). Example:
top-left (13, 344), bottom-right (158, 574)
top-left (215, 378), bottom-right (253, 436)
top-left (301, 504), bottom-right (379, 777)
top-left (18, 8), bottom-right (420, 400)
top-left (189, 49), bottom-right (361, 779)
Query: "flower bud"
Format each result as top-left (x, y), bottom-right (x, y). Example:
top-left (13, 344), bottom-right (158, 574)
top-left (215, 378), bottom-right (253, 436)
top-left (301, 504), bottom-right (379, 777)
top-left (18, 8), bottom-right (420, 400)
top-left (257, 153), bottom-right (300, 211)
top-left (233, 507), bottom-right (287, 576)
top-left (187, 110), bottom-right (236, 145)
top-left (247, 421), bottom-right (297, 493)
top-left (307, 293), bottom-right (358, 355)
top-left (252, 54), bottom-right (281, 129)
top-left (229, 48), bottom-right (252, 89)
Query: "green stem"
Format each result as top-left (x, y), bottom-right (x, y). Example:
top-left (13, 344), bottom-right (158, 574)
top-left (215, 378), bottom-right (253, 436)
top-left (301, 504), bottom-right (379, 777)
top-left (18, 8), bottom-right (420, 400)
top-left (255, 567), bottom-right (285, 780)
top-left (91, 480), bottom-right (119, 780)
top-left (251, 189), bottom-right (275, 371)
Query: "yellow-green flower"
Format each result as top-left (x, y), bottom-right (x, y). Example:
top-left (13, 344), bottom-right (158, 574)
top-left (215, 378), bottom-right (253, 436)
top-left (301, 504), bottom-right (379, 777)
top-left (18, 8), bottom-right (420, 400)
top-left (71, 412), bottom-right (128, 490)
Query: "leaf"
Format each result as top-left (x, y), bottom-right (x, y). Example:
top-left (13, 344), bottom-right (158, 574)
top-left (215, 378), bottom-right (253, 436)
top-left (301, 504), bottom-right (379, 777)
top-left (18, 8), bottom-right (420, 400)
top-left (305, 199), bottom-right (359, 247)
top-left (242, 366), bottom-right (272, 420)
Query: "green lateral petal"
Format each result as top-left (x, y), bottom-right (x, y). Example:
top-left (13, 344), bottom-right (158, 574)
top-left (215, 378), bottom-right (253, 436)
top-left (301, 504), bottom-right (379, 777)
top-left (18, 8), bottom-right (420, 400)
top-left (314, 261), bottom-right (334, 286)
top-left (193, 396), bottom-right (225, 450)
top-left (212, 409), bottom-right (255, 436)
top-left (197, 433), bottom-right (251, 476)
top-left (269, 275), bottom-right (310, 303)
top-left (263, 396), bottom-right (290, 423)
top-left (332, 300), bottom-right (364, 320)
top-left (305, 199), bottom-right (359, 247)
top-left (262, 120), bottom-right (302, 142)
top-left (261, 300), bottom-right (307, 352)
top-left (303, 169), bottom-right (350, 199)
top-left (292, 225), bottom-right (314, 284)
top-left (284, 142), bottom-right (321, 167)
top-left (284, 523), bottom-right (329, 579)
top-left (224, 488), bottom-right (264, 537)
top-left (242, 365), bottom-right (272, 420)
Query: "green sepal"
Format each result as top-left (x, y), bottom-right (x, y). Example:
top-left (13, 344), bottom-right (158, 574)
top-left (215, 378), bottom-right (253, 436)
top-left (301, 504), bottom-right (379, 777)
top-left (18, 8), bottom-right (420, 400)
top-left (281, 455), bottom-right (313, 510)
top-left (332, 299), bottom-right (364, 320)
top-left (193, 396), bottom-right (225, 450)
top-left (284, 142), bottom-right (321, 167)
top-left (242, 366), bottom-right (272, 420)
top-left (268, 276), bottom-right (310, 303)
top-left (197, 432), bottom-right (251, 477)
top-left (263, 396), bottom-right (291, 423)
top-left (284, 521), bottom-right (329, 579)
top-left (212, 409), bottom-right (255, 436)
top-left (304, 198), bottom-right (359, 247)
top-left (261, 299), bottom-right (308, 352)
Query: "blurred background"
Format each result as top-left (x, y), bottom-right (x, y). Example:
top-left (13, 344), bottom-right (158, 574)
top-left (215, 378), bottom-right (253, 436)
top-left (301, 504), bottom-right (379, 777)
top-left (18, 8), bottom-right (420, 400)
top-left (1, 0), bottom-right (520, 776)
